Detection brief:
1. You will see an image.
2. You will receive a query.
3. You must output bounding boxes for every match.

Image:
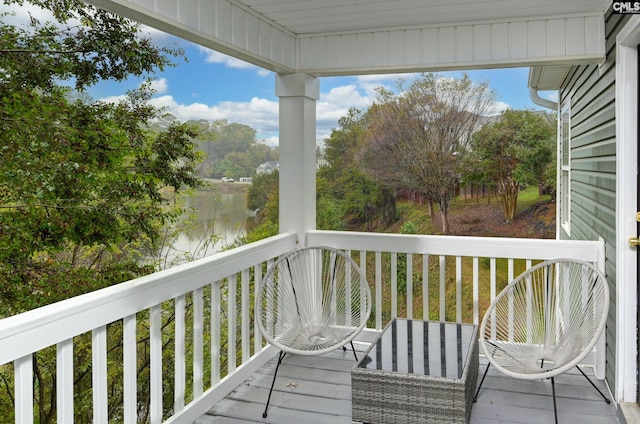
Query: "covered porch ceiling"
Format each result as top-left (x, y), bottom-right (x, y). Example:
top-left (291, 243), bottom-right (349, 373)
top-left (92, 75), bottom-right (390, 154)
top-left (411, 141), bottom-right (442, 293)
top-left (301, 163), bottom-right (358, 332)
top-left (87, 0), bottom-right (610, 89)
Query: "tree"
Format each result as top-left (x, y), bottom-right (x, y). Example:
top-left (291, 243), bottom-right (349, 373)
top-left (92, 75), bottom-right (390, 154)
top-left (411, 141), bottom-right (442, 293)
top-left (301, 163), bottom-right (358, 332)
top-left (320, 108), bottom-right (395, 229)
top-left (469, 109), bottom-right (556, 221)
top-left (363, 73), bottom-right (494, 233)
top-left (0, 1), bottom-right (203, 421)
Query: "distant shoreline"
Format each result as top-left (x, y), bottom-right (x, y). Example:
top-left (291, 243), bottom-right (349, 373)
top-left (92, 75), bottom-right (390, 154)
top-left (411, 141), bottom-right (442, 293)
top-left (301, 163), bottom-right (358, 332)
top-left (204, 178), bottom-right (250, 194)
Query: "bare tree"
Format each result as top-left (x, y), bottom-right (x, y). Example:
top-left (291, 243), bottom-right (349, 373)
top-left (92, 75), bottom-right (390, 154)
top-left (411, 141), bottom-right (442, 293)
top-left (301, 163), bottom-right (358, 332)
top-left (362, 73), bottom-right (494, 233)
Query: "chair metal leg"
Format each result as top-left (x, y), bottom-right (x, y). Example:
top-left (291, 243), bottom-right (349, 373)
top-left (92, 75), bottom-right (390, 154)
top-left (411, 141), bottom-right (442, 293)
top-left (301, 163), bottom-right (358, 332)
top-left (473, 362), bottom-right (491, 402)
top-left (575, 365), bottom-right (611, 404)
top-left (342, 341), bottom-right (358, 361)
top-left (551, 376), bottom-right (558, 424)
top-left (263, 351), bottom-right (286, 419)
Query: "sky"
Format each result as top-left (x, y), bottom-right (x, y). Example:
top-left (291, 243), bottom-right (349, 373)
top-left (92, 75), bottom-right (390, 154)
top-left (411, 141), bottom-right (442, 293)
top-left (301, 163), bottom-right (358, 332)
top-left (7, 3), bottom-right (556, 147)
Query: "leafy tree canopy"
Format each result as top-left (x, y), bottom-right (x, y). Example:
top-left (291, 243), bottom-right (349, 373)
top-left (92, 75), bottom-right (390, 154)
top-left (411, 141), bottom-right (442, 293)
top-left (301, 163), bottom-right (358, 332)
top-left (0, 0), bottom-right (204, 312)
top-left (469, 109), bottom-right (556, 221)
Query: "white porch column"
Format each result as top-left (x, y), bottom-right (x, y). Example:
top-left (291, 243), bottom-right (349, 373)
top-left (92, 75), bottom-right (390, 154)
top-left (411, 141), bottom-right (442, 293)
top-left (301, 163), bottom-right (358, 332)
top-left (275, 73), bottom-right (319, 243)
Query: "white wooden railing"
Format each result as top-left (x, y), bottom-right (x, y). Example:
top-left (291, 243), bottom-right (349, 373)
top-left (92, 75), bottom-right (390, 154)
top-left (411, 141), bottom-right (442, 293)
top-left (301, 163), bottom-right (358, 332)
top-left (0, 231), bottom-right (605, 423)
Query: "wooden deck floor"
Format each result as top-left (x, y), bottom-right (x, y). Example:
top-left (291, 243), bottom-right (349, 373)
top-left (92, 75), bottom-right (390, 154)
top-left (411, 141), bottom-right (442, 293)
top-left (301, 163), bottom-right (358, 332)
top-left (195, 343), bottom-right (621, 424)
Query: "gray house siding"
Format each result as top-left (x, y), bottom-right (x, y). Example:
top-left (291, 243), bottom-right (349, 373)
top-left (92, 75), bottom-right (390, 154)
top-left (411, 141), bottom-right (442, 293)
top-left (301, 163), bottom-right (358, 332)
top-left (558, 9), bottom-right (630, 389)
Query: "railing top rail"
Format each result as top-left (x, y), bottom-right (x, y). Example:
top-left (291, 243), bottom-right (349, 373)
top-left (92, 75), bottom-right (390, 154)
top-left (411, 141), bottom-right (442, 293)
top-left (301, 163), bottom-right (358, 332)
top-left (0, 233), bottom-right (298, 365)
top-left (306, 230), bottom-right (604, 263)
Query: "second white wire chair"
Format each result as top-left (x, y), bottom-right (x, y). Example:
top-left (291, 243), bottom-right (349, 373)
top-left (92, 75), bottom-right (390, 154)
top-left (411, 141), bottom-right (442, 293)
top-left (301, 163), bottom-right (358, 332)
top-left (473, 258), bottom-right (610, 423)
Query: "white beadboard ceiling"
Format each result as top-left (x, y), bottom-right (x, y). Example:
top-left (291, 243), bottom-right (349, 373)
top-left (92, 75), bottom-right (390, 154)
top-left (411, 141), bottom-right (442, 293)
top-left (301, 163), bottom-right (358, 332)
top-left (240, 0), bottom-right (609, 35)
top-left (88, 0), bottom-right (611, 87)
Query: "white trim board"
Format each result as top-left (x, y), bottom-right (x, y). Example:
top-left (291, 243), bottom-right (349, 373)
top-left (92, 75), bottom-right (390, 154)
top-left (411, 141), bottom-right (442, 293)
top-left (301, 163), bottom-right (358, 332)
top-left (615, 15), bottom-right (640, 405)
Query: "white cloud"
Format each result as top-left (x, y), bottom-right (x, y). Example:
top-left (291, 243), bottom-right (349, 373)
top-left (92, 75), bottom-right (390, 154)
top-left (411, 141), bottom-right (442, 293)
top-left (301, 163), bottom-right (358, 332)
top-left (149, 78), bottom-right (169, 95)
top-left (487, 101), bottom-right (510, 115)
top-left (198, 47), bottom-right (272, 77)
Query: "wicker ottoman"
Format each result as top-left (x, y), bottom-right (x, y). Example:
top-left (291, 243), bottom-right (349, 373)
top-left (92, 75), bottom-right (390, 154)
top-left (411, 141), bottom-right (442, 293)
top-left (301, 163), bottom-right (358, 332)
top-left (352, 319), bottom-right (478, 424)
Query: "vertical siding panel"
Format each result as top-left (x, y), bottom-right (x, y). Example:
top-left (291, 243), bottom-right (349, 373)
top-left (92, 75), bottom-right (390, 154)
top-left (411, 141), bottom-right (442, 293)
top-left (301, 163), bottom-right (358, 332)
top-left (585, 15), bottom-right (605, 55)
top-left (566, 17), bottom-right (586, 56)
top-left (438, 27), bottom-right (455, 63)
top-left (259, 20), bottom-right (271, 58)
top-left (491, 23), bottom-right (509, 60)
top-left (178, 0), bottom-right (198, 28)
top-left (214, 0), bottom-right (232, 43)
top-left (473, 24), bottom-right (492, 62)
top-left (198, 1), bottom-right (216, 36)
top-left (528, 20), bottom-right (547, 57)
top-left (406, 29), bottom-right (422, 64)
top-left (327, 35), bottom-right (343, 68)
top-left (231, 6), bottom-right (246, 50)
top-left (422, 28), bottom-right (439, 64)
top-left (456, 26), bottom-right (473, 62)
top-left (509, 21), bottom-right (528, 59)
top-left (357, 33), bottom-right (374, 68)
top-left (311, 37), bottom-right (328, 69)
top-left (341, 34), bottom-right (358, 68)
top-left (246, 14), bottom-right (260, 55)
top-left (547, 19), bottom-right (567, 57)
top-left (389, 30), bottom-right (405, 65)
top-left (373, 32), bottom-right (389, 66)
top-left (298, 37), bottom-right (312, 70)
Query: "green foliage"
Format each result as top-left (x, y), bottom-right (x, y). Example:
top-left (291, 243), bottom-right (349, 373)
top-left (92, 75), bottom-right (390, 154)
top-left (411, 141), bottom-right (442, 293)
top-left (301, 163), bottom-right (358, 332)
top-left (193, 121), bottom-right (278, 179)
top-left (318, 108), bottom-right (395, 229)
top-left (247, 171), bottom-right (279, 215)
top-left (0, 1), bottom-right (205, 421)
top-left (469, 109), bottom-right (556, 221)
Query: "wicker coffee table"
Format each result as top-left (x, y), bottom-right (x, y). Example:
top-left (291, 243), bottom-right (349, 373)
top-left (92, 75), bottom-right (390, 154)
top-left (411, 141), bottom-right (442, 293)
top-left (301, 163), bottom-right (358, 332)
top-left (352, 319), bottom-right (478, 424)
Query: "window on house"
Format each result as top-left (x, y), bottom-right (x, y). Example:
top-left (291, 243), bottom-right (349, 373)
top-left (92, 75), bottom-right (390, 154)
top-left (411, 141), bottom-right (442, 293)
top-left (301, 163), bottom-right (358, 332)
top-left (560, 102), bottom-right (571, 235)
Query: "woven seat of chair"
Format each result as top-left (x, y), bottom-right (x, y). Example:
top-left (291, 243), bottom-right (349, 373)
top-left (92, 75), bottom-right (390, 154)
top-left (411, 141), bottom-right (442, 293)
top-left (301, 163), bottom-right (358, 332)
top-left (256, 246), bottom-right (372, 356)
top-left (479, 258), bottom-right (609, 380)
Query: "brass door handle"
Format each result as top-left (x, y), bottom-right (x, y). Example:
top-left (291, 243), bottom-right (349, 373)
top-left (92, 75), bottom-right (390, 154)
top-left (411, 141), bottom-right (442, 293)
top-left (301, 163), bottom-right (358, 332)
top-left (629, 237), bottom-right (640, 247)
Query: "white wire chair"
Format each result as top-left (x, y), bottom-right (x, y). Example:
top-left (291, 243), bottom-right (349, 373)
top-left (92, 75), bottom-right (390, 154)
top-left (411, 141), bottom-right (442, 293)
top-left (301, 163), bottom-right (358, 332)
top-left (473, 258), bottom-right (610, 423)
top-left (256, 245), bottom-right (372, 418)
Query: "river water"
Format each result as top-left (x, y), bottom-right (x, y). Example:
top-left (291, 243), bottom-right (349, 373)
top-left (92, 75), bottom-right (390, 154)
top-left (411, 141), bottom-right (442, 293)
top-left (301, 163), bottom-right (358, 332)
top-left (161, 187), bottom-right (255, 264)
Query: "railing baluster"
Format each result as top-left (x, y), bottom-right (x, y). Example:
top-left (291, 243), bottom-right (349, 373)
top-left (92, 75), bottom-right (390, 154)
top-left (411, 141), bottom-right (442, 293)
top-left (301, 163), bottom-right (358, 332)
top-left (15, 354), bottom-right (33, 423)
top-left (406, 253), bottom-right (413, 320)
top-left (241, 269), bottom-right (250, 362)
top-left (193, 287), bottom-right (204, 398)
top-left (175, 295), bottom-right (186, 411)
top-left (211, 281), bottom-right (221, 384)
top-left (123, 314), bottom-right (137, 424)
top-left (456, 256), bottom-right (462, 323)
top-left (473, 257), bottom-right (479, 325)
top-left (490, 258), bottom-right (497, 340)
top-left (92, 325), bottom-right (108, 424)
top-left (391, 252), bottom-right (398, 318)
top-left (439, 255), bottom-right (446, 321)
top-left (374, 251), bottom-right (382, 329)
top-left (508, 259), bottom-right (515, 341)
top-left (345, 250), bottom-right (353, 327)
top-left (423, 254), bottom-right (429, 321)
top-left (57, 339), bottom-right (74, 423)
top-left (150, 304), bottom-right (162, 424)
top-left (228, 274), bottom-right (237, 374)
top-left (254, 264), bottom-right (264, 353)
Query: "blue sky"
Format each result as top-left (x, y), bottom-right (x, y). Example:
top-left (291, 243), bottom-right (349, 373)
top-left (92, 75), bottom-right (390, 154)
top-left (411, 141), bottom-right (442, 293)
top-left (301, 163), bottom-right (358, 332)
top-left (9, 3), bottom-right (554, 147)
